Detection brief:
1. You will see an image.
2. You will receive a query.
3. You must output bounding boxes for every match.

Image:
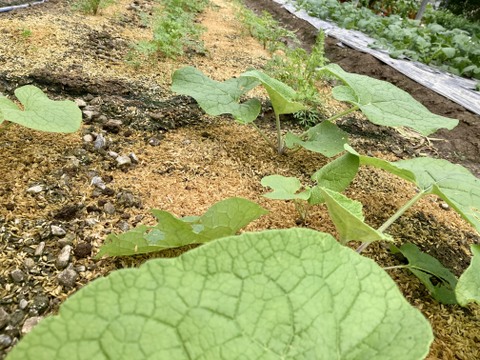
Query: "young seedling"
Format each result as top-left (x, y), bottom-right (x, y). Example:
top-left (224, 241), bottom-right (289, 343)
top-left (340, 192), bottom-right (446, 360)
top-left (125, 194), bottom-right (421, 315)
top-left (0, 85), bottom-right (81, 133)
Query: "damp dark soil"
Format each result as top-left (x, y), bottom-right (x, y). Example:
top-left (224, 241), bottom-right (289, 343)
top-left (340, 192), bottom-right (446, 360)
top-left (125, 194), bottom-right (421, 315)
top-left (0, 0), bottom-right (479, 359)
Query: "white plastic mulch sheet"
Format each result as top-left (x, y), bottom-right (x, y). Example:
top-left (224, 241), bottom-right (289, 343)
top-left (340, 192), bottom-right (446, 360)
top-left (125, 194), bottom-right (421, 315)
top-left (273, 0), bottom-right (480, 116)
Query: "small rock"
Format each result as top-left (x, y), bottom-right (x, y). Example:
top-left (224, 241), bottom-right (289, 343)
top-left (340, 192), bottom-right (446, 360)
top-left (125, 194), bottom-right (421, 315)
top-left (148, 137), bottom-right (162, 146)
top-left (57, 264), bottom-right (78, 288)
top-left (51, 225), bottom-right (66, 236)
top-left (0, 308), bottom-right (10, 330)
top-left (82, 110), bottom-right (97, 121)
top-left (108, 150), bottom-right (119, 158)
top-left (83, 134), bottom-right (94, 143)
top-left (55, 245), bottom-right (72, 269)
top-left (94, 133), bottom-right (107, 150)
top-left (440, 203), bottom-right (450, 210)
top-left (85, 218), bottom-right (99, 226)
top-left (0, 334), bottom-right (12, 349)
top-left (34, 241), bottom-right (45, 256)
top-left (116, 220), bottom-right (130, 232)
top-left (74, 98), bottom-right (87, 108)
top-left (31, 295), bottom-right (49, 315)
top-left (103, 202), bottom-right (116, 215)
top-left (75, 265), bottom-right (86, 273)
top-left (24, 258), bottom-right (35, 269)
top-left (10, 269), bottom-right (26, 283)
top-left (102, 187), bottom-right (115, 196)
top-left (19, 299), bottom-right (29, 310)
top-left (91, 176), bottom-right (106, 190)
top-left (21, 316), bottom-right (43, 335)
top-left (129, 152), bottom-right (139, 164)
top-left (103, 119), bottom-right (123, 133)
top-left (9, 310), bottom-right (25, 326)
top-left (57, 233), bottom-right (75, 247)
top-left (74, 242), bottom-right (92, 259)
top-left (26, 184), bottom-right (45, 194)
top-left (117, 191), bottom-right (141, 208)
top-left (116, 155), bottom-right (132, 167)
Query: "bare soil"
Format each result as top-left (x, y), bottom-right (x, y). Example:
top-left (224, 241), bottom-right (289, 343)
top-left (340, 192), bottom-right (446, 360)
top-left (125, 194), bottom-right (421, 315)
top-left (0, 0), bottom-right (479, 358)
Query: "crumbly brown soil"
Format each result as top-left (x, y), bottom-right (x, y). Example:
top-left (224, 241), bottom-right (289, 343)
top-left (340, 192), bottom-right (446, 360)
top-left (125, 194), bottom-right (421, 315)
top-left (0, 0), bottom-right (479, 358)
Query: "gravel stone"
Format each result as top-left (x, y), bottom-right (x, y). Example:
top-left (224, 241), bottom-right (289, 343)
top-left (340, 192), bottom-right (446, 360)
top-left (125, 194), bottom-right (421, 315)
top-left (57, 264), bottom-right (78, 288)
top-left (21, 316), bottom-right (43, 335)
top-left (103, 202), bottom-right (116, 215)
top-left (103, 119), bottom-right (123, 133)
top-left (26, 184), bottom-right (45, 194)
top-left (94, 133), bottom-right (107, 149)
top-left (34, 241), bottom-right (45, 256)
top-left (129, 152), bottom-right (139, 164)
top-left (23, 258), bottom-right (35, 270)
top-left (74, 98), bottom-right (87, 108)
top-left (91, 176), bottom-right (106, 190)
top-left (0, 308), bottom-right (10, 330)
top-left (19, 299), bottom-right (29, 310)
top-left (51, 225), bottom-right (66, 236)
top-left (55, 245), bottom-right (72, 269)
top-left (148, 137), bottom-right (162, 146)
top-left (10, 269), bottom-right (26, 283)
top-left (83, 134), bottom-right (94, 143)
top-left (116, 155), bottom-right (132, 167)
top-left (108, 150), bottom-right (119, 158)
top-left (31, 295), bottom-right (49, 315)
top-left (0, 334), bottom-right (12, 349)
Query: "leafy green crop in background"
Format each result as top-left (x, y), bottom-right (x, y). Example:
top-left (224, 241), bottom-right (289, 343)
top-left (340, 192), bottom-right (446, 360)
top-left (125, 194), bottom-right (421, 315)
top-left (0, 85), bottom-right (81, 133)
top-left (456, 245), bottom-right (480, 306)
top-left (7, 228), bottom-right (433, 360)
top-left (96, 197), bottom-right (267, 257)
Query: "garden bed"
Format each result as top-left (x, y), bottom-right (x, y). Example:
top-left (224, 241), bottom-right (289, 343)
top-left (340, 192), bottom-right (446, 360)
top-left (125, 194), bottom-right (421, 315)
top-left (0, 0), bottom-right (479, 358)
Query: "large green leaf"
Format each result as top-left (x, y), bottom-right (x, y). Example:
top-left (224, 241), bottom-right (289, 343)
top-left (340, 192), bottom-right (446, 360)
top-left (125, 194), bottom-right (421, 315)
top-left (261, 175), bottom-right (311, 201)
top-left (0, 85), bottom-right (81, 133)
top-left (456, 244), bottom-right (480, 306)
top-left (391, 243), bottom-right (458, 304)
top-left (393, 157), bottom-right (480, 233)
top-left (8, 228), bottom-right (433, 360)
top-left (312, 152), bottom-right (359, 191)
top-left (241, 69), bottom-right (306, 115)
top-left (96, 198), bottom-right (267, 257)
top-left (320, 188), bottom-right (392, 244)
top-left (171, 66), bottom-right (261, 124)
top-left (285, 120), bottom-right (349, 157)
top-left (322, 64), bottom-right (458, 135)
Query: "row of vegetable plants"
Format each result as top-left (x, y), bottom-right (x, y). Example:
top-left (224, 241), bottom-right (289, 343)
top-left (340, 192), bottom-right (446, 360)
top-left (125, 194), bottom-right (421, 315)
top-left (293, 0), bottom-right (480, 82)
top-left (2, 2), bottom-right (479, 358)
top-left (3, 61), bottom-right (479, 360)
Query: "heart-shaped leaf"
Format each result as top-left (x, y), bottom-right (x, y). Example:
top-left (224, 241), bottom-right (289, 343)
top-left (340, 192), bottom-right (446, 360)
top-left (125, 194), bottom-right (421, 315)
top-left (8, 228), bottom-right (433, 360)
top-left (322, 64), bottom-right (458, 136)
top-left (171, 66), bottom-right (261, 124)
top-left (261, 175), bottom-right (311, 201)
top-left (285, 120), bottom-right (349, 157)
top-left (0, 86), bottom-right (81, 133)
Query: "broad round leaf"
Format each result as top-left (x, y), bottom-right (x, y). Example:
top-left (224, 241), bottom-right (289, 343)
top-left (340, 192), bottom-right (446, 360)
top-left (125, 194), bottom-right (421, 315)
top-left (8, 229), bottom-right (432, 360)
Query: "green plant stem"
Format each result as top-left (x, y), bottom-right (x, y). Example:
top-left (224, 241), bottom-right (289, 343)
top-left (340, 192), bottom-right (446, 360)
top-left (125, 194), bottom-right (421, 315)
top-left (382, 265), bottom-right (409, 271)
top-left (275, 113), bottom-right (284, 154)
top-left (356, 189), bottom-right (427, 253)
top-left (251, 122), bottom-right (277, 152)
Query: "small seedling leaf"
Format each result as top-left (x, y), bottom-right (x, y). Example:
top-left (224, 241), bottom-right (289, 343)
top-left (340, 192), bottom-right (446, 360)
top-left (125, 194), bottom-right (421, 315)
top-left (171, 66), bottom-right (261, 124)
top-left (312, 152), bottom-right (359, 193)
top-left (391, 243), bottom-right (458, 304)
top-left (261, 175), bottom-right (310, 200)
top-left (0, 85), bottom-right (81, 133)
top-left (393, 157), bottom-right (480, 232)
top-left (241, 69), bottom-right (306, 115)
top-left (322, 64), bottom-right (458, 135)
top-left (96, 198), bottom-right (267, 257)
top-left (320, 188), bottom-right (392, 244)
top-left (8, 228), bottom-right (433, 360)
top-left (456, 244), bottom-right (480, 306)
top-left (285, 120), bottom-right (348, 157)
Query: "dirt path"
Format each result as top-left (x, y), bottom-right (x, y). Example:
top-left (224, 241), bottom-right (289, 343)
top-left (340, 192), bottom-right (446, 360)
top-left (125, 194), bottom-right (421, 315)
top-left (0, 0), bottom-right (479, 358)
